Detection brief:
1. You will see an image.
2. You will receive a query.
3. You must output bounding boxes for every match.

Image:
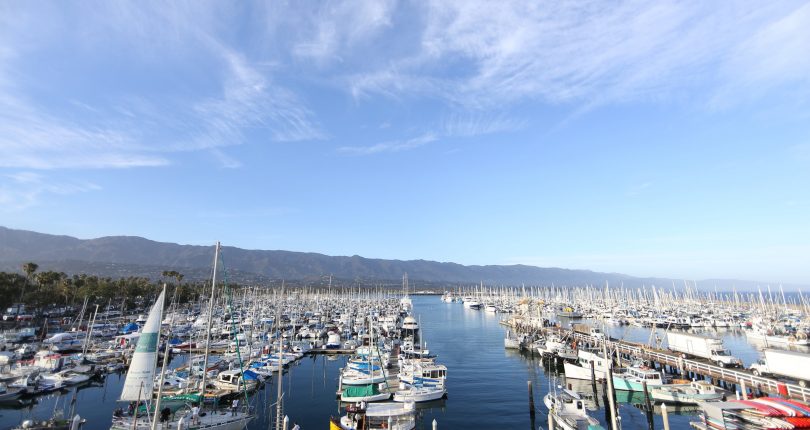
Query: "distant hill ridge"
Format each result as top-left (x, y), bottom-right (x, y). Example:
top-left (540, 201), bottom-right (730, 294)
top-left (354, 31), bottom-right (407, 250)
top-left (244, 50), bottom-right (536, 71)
top-left (0, 226), bottom-right (795, 290)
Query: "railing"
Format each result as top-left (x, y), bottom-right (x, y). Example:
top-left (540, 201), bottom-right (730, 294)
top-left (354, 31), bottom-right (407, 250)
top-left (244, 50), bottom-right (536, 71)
top-left (550, 328), bottom-right (810, 401)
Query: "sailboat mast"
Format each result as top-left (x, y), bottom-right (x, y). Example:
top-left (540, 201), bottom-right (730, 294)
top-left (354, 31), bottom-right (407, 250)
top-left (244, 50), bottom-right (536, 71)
top-left (199, 242), bottom-right (221, 409)
top-left (275, 283), bottom-right (285, 430)
top-left (151, 285), bottom-right (171, 430)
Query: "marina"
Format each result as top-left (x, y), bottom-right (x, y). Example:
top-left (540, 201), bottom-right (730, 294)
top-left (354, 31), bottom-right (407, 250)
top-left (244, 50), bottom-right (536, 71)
top-left (2, 274), bottom-right (810, 430)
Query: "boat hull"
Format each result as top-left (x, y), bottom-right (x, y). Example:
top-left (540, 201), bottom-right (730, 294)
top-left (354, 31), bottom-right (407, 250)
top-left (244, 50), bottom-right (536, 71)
top-left (563, 362), bottom-right (607, 381)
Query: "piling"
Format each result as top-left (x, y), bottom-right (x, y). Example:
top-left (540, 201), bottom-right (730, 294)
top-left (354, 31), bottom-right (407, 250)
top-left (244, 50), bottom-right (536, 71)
top-left (528, 380), bottom-right (536, 417)
top-left (642, 381), bottom-right (655, 430)
top-left (602, 378), bottom-right (612, 428)
top-left (432, 419), bottom-right (437, 430)
top-left (741, 380), bottom-right (748, 400)
top-left (605, 365), bottom-right (620, 430)
top-left (661, 403), bottom-right (671, 430)
top-left (548, 408), bottom-right (555, 430)
top-left (590, 360), bottom-right (600, 407)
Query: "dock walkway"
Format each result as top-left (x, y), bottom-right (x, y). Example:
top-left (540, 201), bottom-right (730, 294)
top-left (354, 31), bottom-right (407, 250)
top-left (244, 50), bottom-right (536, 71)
top-left (541, 326), bottom-right (810, 401)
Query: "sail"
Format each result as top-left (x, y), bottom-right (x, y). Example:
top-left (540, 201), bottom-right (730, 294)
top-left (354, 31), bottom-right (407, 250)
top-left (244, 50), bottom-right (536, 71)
top-left (120, 289), bottom-right (166, 400)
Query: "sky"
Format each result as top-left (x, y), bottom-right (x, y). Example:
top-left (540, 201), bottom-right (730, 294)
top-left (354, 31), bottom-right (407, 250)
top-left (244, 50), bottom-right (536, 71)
top-left (1, 1), bottom-right (809, 284)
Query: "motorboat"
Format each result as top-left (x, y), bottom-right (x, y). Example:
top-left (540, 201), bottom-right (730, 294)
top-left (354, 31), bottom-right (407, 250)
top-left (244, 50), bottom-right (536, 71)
top-left (331, 402), bottom-right (416, 430)
top-left (650, 380), bottom-right (725, 404)
top-left (392, 384), bottom-right (445, 403)
top-left (562, 348), bottom-right (609, 381)
top-left (544, 389), bottom-right (605, 430)
top-left (340, 384), bottom-right (392, 403)
top-left (612, 366), bottom-right (665, 391)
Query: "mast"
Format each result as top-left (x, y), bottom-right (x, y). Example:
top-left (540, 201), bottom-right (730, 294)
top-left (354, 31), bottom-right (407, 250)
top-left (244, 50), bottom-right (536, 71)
top-left (199, 242), bottom-right (220, 410)
top-left (275, 282), bottom-right (285, 430)
top-left (151, 285), bottom-right (171, 430)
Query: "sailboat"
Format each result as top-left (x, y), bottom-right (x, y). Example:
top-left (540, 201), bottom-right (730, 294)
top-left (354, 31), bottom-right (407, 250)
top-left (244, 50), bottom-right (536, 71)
top-left (110, 243), bottom-right (254, 430)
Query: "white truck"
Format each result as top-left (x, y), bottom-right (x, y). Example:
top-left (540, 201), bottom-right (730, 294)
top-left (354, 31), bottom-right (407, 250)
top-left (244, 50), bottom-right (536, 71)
top-left (666, 332), bottom-right (742, 367)
top-left (750, 349), bottom-right (810, 387)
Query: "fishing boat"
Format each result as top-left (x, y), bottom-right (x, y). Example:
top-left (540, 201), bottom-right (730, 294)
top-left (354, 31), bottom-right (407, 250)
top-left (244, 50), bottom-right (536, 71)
top-left (556, 306), bottom-right (583, 319)
top-left (649, 380), bottom-right (725, 404)
top-left (544, 388), bottom-right (605, 430)
top-left (611, 365), bottom-right (665, 391)
top-left (562, 348), bottom-right (609, 381)
top-left (540, 335), bottom-right (578, 361)
top-left (745, 324), bottom-right (810, 346)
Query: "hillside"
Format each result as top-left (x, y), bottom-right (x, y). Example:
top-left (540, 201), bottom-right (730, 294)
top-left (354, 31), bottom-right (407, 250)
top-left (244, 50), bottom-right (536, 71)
top-left (0, 226), bottom-right (795, 290)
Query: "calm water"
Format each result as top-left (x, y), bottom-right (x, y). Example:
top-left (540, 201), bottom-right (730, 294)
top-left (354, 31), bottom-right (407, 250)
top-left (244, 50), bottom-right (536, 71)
top-left (1, 296), bottom-right (779, 430)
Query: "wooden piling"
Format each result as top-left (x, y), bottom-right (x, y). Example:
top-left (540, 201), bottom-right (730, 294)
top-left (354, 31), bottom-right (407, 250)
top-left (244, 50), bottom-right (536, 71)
top-left (528, 380), bottom-right (536, 417)
top-left (642, 380), bottom-right (655, 430)
top-left (590, 360), bottom-right (600, 407)
top-left (602, 378), bottom-right (612, 429)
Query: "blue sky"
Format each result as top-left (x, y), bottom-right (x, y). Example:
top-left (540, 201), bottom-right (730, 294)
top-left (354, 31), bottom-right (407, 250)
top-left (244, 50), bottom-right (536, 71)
top-left (1, 1), bottom-right (809, 284)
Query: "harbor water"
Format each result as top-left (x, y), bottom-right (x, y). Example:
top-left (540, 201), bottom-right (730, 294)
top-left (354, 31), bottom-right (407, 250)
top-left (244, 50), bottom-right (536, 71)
top-left (1, 295), bottom-right (777, 430)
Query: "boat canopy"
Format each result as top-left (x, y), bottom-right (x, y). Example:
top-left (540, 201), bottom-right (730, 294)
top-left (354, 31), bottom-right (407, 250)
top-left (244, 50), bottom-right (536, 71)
top-left (343, 384), bottom-right (380, 398)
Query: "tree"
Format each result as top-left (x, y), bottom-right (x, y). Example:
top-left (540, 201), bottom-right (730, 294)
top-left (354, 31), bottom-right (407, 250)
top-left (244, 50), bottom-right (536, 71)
top-left (18, 262), bottom-right (39, 317)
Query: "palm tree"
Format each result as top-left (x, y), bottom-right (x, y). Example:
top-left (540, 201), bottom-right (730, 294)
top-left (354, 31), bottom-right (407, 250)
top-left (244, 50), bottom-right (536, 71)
top-left (18, 262), bottom-right (38, 318)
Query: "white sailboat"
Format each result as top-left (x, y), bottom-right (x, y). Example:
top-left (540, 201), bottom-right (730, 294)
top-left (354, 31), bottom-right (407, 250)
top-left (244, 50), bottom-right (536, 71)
top-left (111, 243), bottom-right (255, 430)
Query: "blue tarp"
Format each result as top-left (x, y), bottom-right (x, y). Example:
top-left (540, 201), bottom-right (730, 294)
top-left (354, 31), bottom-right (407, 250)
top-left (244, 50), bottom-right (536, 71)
top-left (120, 322), bottom-right (140, 334)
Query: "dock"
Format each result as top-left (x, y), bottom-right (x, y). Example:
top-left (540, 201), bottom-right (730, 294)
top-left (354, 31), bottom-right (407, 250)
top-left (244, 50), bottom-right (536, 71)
top-left (540, 326), bottom-right (810, 401)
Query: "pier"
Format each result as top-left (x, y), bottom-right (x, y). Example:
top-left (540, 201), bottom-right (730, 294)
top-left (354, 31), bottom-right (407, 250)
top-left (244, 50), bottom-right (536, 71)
top-left (540, 325), bottom-right (810, 401)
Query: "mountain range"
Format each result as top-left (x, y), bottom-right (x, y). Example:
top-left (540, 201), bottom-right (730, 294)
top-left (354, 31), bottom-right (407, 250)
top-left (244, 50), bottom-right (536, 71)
top-left (0, 226), bottom-right (797, 290)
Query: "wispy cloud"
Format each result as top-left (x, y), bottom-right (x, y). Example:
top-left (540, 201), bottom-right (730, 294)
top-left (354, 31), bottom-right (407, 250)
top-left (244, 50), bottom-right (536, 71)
top-left (190, 42), bottom-right (325, 152)
top-left (0, 172), bottom-right (100, 210)
top-left (0, 2), bottom-right (324, 172)
top-left (344, 1), bottom-right (810, 110)
top-left (712, 3), bottom-right (810, 107)
top-left (442, 113), bottom-right (525, 137)
top-left (339, 133), bottom-right (437, 155)
top-left (341, 113), bottom-right (523, 155)
top-left (291, 0), bottom-right (397, 65)
top-left (0, 97), bottom-right (170, 169)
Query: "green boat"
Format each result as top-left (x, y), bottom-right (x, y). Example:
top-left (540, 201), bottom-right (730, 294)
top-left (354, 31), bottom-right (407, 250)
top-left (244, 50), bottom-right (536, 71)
top-left (611, 366), bottom-right (664, 392)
